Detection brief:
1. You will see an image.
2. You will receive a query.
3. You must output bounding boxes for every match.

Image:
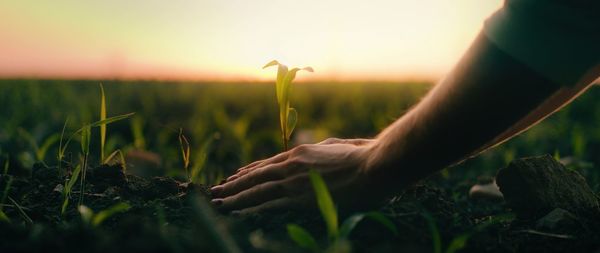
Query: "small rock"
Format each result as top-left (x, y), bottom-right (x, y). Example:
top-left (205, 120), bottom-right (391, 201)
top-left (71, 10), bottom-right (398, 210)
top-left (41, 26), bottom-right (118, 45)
top-left (496, 155), bottom-right (600, 219)
top-left (53, 184), bottom-right (64, 193)
top-left (468, 180), bottom-right (504, 201)
top-left (536, 208), bottom-right (581, 232)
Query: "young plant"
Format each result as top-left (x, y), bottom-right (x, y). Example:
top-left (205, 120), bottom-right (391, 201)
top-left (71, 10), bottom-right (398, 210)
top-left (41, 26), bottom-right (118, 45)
top-left (78, 126), bottom-right (91, 207)
top-left (99, 83), bottom-right (107, 162)
top-left (61, 164), bottom-right (81, 215)
top-left (190, 134), bottom-right (216, 184)
top-left (17, 128), bottom-right (61, 166)
top-left (0, 158), bottom-right (11, 223)
top-left (57, 113), bottom-right (134, 212)
top-left (287, 170), bottom-right (398, 252)
top-left (78, 202), bottom-right (130, 227)
top-left (179, 128), bottom-right (191, 179)
top-left (263, 60), bottom-right (313, 150)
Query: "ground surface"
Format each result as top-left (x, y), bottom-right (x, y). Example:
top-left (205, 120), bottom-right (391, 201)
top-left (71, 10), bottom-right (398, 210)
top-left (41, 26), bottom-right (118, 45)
top-left (1, 81), bottom-right (600, 252)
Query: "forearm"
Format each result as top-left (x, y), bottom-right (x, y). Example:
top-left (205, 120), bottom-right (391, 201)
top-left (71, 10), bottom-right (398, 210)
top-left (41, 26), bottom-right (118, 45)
top-left (364, 32), bottom-right (597, 193)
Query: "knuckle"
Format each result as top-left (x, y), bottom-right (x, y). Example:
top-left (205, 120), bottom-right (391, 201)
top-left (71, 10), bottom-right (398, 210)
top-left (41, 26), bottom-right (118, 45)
top-left (291, 144), bottom-right (309, 156)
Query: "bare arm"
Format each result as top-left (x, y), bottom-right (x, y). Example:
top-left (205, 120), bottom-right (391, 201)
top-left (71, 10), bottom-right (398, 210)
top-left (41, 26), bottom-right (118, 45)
top-left (211, 33), bottom-right (599, 214)
top-left (365, 32), bottom-right (599, 194)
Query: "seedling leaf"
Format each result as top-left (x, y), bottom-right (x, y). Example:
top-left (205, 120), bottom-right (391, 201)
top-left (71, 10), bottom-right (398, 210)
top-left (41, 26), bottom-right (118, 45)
top-left (8, 196), bottom-right (32, 224)
top-left (446, 234), bottom-right (470, 253)
top-left (190, 135), bottom-right (215, 184)
top-left (104, 149), bottom-right (127, 174)
top-left (0, 210), bottom-right (10, 223)
top-left (92, 202), bottom-right (130, 226)
top-left (287, 223), bottom-right (320, 253)
top-left (62, 164), bottom-right (81, 214)
top-left (179, 129), bottom-right (191, 179)
top-left (100, 83), bottom-right (107, 162)
top-left (262, 60), bottom-right (279, 69)
top-left (37, 134), bottom-right (60, 162)
top-left (286, 108), bottom-right (297, 140)
top-left (339, 212), bottom-right (398, 238)
top-left (89, 112), bottom-right (135, 128)
top-left (81, 126), bottom-right (91, 155)
top-left (424, 213), bottom-right (442, 253)
top-left (308, 169), bottom-right (338, 239)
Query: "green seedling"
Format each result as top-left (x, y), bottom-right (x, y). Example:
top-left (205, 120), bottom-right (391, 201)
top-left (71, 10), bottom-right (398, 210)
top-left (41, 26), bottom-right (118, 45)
top-left (190, 134), bottom-right (216, 184)
top-left (7, 196), bottom-right (32, 224)
top-left (78, 202), bottom-right (130, 227)
top-left (104, 149), bottom-right (127, 174)
top-left (58, 112), bottom-right (135, 167)
top-left (61, 164), bottom-right (81, 215)
top-left (287, 170), bottom-right (398, 252)
top-left (58, 118), bottom-right (70, 176)
top-left (57, 113), bottom-right (134, 212)
top-left (263, 60), bottom-right (313, 150)
top-left (78, 125), bottom-right (91, 207)
top-left (131, 116), bottom-right (147, 150)
top-left (0, 159), bottom-right (12, 223)
top-left (423, 212), bottom-right (511, 253)
top-left (179, 128), bottom-right (191, 179)
top-left (100, 83), bottom-right (107, 162)
top-left (17, 128), bottom-right (61, 166)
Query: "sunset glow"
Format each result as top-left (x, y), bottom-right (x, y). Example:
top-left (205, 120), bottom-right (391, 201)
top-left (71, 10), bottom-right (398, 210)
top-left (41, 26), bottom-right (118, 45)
top-left (0, 0), bottom-right (502, 81)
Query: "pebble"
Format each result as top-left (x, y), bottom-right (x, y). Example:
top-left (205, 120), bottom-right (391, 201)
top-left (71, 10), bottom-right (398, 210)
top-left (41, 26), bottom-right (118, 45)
top-left (468, 180), bottom-right (504, 201)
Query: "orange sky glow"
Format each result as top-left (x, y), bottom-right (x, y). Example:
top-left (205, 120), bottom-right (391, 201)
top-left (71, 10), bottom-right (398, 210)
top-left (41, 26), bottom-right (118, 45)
top-left (0, 0), bottom-right (502, 82)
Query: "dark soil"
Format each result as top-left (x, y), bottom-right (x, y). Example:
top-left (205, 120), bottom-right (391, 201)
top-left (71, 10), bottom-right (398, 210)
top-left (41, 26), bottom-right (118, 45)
top-left (1, 160), bottom-right (599, 253)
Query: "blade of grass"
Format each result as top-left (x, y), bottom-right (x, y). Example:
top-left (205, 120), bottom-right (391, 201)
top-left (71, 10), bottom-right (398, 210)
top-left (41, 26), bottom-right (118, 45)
top-left (7, 196), bottom-right (32, 224)
top-left (308, 169), bottom-right (338, 240)
top-left (62, 164), bottom-right (81, 215)
top-left (287, 223), bottom-right (320, 253)
top-left (190, 135), bottom-right (215, 184)
top-left (339, 212), bottom-right (398, 239)
top-left (92, 202), bottom-right (130, 226)
top-left (190, 195), bottom-right (242, 253)
top-left (424, 213), bottom-right (442, 253)
top-left (99, 83), bottom-right (107, 162)
top-left (179, 129), bottom-right (191, 179)
top-left (37, 134), bottom-right (60, 163)
top-left (104, 149), bottom-right (127, 174)
top-left (59, 113), bottom-right (135, 166)
top-left (58, 118), bottom-right (70, 175)
top-left (78, 126), bottom-right (91, 207)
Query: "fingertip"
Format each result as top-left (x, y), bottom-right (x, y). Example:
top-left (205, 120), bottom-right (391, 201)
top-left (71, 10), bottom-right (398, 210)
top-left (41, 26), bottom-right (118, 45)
top-left (210, 185), bottom-right (224, 197)
top-left (211, 198), bottom-right (223, 207)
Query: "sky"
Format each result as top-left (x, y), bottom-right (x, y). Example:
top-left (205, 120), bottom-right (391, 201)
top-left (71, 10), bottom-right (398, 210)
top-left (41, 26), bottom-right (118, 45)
top-left (0, 0), bottom-right (502, 81)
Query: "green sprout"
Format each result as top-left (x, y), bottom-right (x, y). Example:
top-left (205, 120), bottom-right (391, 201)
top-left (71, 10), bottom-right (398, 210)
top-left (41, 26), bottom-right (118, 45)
top-left (78, 202), bottom-right (131, 227)
top-left (190, 134), bottom-right (216, 184)
top-left (287, 170), bottom-right (398, 252)
top-left (99, 83), bottom-right (107, 162)
top-left (78, 125), bottom-right (91, 207)
top-left (57, 92), bottom-right (135, 214)
top-left (0, 158), bottom-right (12, 223)
top-left (179, 128), bottom-right (191, 179)
top-left (61, 164), bottom-right (81, 215)
top-left (263, 60), bottom-right (313, 150)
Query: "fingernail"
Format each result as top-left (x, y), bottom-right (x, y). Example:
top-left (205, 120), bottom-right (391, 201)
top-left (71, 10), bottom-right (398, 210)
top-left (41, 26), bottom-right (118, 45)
top-left (227, 175), bottom-right (238, 181)
top-left (210, 185), bottom-right (223, 196)
top-left (211, 199), bottom-right (223, 206)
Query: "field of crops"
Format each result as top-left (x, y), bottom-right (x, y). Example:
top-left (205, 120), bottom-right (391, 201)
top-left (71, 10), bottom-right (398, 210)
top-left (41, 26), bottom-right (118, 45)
top-left (1, 80), bottom-right (600, 252)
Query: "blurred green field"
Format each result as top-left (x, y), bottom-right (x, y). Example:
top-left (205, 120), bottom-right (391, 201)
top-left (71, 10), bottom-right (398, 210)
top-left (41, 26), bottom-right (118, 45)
top-left (1, 80), bottom-right (599, 189)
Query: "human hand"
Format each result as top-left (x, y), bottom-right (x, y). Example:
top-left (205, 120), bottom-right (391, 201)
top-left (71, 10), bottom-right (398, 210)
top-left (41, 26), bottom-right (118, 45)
top-left (210, 138), bottom-right (381, 215)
